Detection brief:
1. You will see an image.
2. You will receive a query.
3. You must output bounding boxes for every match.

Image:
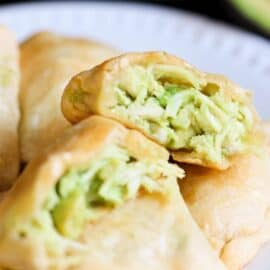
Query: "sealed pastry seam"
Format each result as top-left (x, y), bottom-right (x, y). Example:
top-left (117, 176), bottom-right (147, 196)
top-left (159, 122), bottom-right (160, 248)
top-left (62, 51), bottom-right (259, 169)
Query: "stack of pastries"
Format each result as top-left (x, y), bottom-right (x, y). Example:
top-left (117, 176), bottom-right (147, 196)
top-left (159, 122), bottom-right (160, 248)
top-left (0, 26), bottom-right (269, 270)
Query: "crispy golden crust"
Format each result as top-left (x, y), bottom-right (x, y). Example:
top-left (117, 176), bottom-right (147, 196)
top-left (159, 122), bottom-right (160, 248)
top-left (0, 116), bottom-right (226, 270)
top-left (0, 26), bottom-right (20, 190)
top-left (20, 31), bottom-right (119, 163)
top-left (180, 132), bottom-right (270, 270)
top-left (61, 51), bottom-right (259, 170)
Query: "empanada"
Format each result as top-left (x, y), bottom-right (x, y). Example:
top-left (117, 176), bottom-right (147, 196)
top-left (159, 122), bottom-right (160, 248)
top-left (180, 130), bottom-right (270, 270)
top-left (0, 26), bottom-right (20, 189)
top-left (62, 52), bottom-right (258, 170)
top-left (20, 32), bottom-right (118, 162)
top-left (0, 116), bottom-right (226, 270)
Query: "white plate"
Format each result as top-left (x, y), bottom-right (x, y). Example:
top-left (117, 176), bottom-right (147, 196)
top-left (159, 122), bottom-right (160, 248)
top-left (0, 2), bottom-right (270, 269)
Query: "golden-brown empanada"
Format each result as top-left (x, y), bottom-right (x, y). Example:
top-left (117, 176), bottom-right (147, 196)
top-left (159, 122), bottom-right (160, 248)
top-left (62, 52), bottom-right (259, 170)
top-left (0, 26), bottom-right (20, 190)
top-left (20, 32), bottom-right (118, 162)
top-left (0, 116), bottom-right (226, 270)
top-left (180, 131), bottom-right (270, 270)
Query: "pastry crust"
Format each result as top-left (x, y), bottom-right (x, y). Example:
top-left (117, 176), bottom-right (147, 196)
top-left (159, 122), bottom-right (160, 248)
top-left (0, 116), bottom-right (225, 270)
top-left (0, 26), bottom-right (20, 190)
top-left (180, 128), bottom-right (270, 270)
top-left (20, 31), bottom-right (118, 162)
top-left (61, 51), bottom-right (259, 170)
top-left (262, 121), bottom-right (270, 138)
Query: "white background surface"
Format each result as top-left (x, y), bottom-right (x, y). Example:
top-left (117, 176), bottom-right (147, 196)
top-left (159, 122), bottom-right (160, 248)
top-left (0, 2), bottom-right (270, 269)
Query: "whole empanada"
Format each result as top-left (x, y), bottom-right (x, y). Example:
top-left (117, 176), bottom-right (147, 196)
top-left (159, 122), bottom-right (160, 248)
top-left (20, 31), bottom-right (118, 162)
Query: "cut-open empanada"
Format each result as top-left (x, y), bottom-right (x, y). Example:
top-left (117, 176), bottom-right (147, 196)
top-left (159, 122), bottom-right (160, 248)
top-left (62, 52), bottom-right (259, 170)
top-left (0, 116), bottom-right (226, 270)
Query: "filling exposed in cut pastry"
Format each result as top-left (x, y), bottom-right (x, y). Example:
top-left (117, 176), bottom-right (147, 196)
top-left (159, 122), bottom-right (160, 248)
top-left (16, 145), bottom-right (183, 253)
top-left (109, 65), bottom-right (253, 166)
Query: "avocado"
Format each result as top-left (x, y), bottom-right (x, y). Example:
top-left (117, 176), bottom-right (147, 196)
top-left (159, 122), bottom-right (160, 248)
top-left (52, 189), bottom-right (87, 239)
top-left (230, 0), bottom-right (270, 34)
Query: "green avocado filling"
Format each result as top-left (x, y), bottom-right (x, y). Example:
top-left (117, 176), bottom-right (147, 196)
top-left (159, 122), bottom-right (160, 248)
top-left (112, 65), bottom-right (253, 165)
top-left (17, 145), bottom-right (183, 246)
top-left (230, 0), bottom-right (270, 32)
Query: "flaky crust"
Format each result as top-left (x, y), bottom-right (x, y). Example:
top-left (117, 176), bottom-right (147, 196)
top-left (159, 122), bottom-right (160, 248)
top-left (20, 31), bottom-right (118, 162)
top-left (0, 116), bottom-right (226, 270)
top-left (0, 26), bottom-right (20, 190)
top-left (180, 130), bottom-right (270, 270)
top-left (61, 51), bottom-right (259, 170)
